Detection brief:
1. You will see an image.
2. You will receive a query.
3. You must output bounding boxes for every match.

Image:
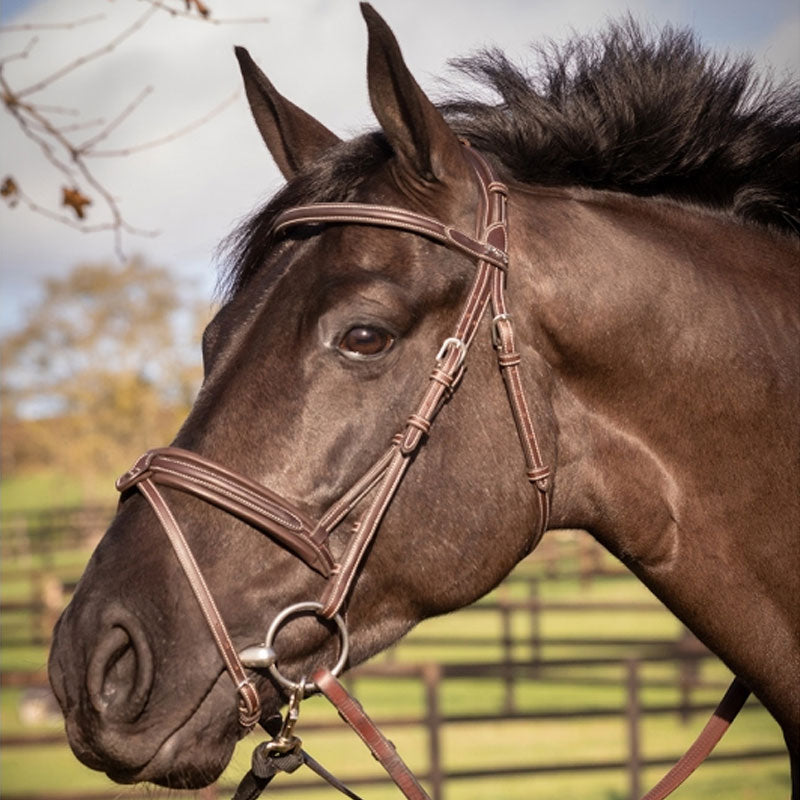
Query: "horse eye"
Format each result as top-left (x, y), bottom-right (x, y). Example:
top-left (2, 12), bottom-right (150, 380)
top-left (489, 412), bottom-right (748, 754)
top-left (338, 326), bottom-right (394, 358)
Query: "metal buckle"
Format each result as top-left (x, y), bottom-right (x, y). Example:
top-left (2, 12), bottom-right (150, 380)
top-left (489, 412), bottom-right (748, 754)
top-left (435, 337), bottom-right (466, 371)
top-left (491, 313), bottom-right (512, 348)
top-left (243, 601), bottom-right (350, 694)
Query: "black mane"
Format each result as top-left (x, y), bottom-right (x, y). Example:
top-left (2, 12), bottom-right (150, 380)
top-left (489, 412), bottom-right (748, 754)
top-left (443, 20), bottom-right (799, 233)
top-left (222, 21), bottom-right (798, 296)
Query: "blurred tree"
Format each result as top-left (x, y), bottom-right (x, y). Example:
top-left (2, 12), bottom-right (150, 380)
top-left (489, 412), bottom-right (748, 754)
top-left (1, 257), bottom-right (212, 479)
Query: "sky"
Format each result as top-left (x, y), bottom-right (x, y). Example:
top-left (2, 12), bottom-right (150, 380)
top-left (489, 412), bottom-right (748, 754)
top-left (1, 0), bottom-right (798, 336)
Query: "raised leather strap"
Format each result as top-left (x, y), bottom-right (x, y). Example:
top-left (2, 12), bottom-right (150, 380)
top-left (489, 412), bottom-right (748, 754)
top-left (310, 148), bottom-right (516, 618)
top-left (134, 478), bottom-right (261, 728)
top-left (272, 203), bottom-right (509, 272)
top-left (640, 677), bottom-right (750, 800)
top-left (117, 448), bottom-right (335, 577)
top-left (313, 668), bottom-right (432, 800)
top-left (320, 447), bottom-right (410, 618)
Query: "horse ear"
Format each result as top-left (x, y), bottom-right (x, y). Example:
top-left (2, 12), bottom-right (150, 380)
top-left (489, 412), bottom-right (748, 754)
top-left (234, 46), bottom-right (340, 179)
top-left (360, 3), bottom-right (470, 188)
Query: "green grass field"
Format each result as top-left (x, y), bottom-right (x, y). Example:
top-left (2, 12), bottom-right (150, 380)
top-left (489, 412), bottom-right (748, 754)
top-left (0, 519), bottom-right (790, 799)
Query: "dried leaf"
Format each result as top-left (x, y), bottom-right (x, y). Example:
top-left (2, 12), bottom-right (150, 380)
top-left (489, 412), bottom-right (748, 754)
top-left (1, 176), bottom-right (19, 206)
top-left (62, 186), bottom-right (92, 219)
top-left (187, 0), bottom-right (210, 18)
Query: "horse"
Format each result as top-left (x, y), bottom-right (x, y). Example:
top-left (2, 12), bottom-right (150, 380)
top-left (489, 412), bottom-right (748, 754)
top-left (48, 4), bottom-right (799, 796)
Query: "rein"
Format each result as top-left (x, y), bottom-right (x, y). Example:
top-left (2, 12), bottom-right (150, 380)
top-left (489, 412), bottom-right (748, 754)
top-left (115, 145), bottom-right (745, 799)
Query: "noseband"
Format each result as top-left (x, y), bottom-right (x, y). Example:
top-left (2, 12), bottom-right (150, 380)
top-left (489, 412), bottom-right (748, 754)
top-left (116, 145), bottom-right (551, 729)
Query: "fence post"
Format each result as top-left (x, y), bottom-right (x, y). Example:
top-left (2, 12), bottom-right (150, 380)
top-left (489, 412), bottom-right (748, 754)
top-left (528, 577), bottom-right (540, 672)
top-left (626, 659), bottom-right (642, 800)
top-left (423, 663), bottom-right (443, 800)
top-left (501, 604), bottom-right (514, 713)
top-left (677, 628), bottom-right (700, 725)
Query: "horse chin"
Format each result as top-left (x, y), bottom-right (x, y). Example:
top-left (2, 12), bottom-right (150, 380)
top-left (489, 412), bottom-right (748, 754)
top-left (89, 670), bottom-right (244, 789)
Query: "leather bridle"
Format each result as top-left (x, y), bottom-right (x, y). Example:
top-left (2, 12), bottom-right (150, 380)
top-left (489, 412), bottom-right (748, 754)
top-left (116, 144), bottom-right (550, 729)
top-left (114, 144), bottom-right (747, 800)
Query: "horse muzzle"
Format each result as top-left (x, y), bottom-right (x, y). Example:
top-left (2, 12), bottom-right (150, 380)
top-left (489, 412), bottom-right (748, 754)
top-left (48, 600), bottom-right (242, 788)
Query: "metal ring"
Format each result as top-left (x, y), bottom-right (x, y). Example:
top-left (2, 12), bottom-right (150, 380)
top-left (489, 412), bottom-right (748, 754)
top-left (263, 601), bottom-right (350, 693)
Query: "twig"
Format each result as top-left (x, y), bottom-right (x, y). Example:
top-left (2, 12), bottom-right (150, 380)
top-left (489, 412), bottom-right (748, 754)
top-left (2, 81), bottom-right (80, 184)
top-left (140, 0), bottom-right (269, 25)
top-left (17, 6), bottom-right (158, 99)
top-left (28, 103), bottom-right (80, 116)
top-left (89, 91), bottom-right (238, 157)
top-left (46, 117), bottom-right (106, 135)
top-left (3, 179), bottom-right (158, 238)
top-left (78, 86), bottom-right (153, 152)
top-left (1, 2), bottom-right (269, 257)
top-left (1, 73), bottom-right (158, 259)
top-left (0, 14), bottom-right (105, 33)
top-left (0, 36), bottom-right (38, 67)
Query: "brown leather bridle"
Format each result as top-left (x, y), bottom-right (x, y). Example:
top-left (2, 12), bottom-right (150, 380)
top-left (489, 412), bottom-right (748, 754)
top-left (116, 144), bottom-right (551, 730)
top-left (114, 144), bottom-right (748, 800)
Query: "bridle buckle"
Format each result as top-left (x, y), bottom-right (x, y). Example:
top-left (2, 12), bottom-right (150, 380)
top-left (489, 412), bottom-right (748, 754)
top-left (435, 337), bottom-right (466, 371)
top-left (492, 312), bottom-right (512, 348)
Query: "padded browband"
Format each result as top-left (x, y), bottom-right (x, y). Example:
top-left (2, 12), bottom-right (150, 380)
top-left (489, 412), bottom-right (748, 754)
top-left (271, 202), bottom-right (509, 271)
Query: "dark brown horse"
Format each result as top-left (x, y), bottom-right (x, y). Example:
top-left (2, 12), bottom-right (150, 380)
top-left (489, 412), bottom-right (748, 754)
top-left (48, 5), bottom-right (799, 795)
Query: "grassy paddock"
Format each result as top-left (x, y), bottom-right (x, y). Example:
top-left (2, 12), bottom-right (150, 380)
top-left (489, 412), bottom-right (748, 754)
top-left (0, 531), bottom-right (791, 799)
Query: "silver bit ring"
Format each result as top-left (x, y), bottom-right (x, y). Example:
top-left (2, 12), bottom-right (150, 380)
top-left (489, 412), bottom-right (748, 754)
top-left (263, 601), bottom-right (349, 693)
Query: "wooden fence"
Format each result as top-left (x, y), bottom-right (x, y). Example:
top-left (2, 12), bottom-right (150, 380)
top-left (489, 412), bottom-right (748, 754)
top-left (0, 509), bottom-right (788, 799)
top-left (1, 654), bottom-right (785, 800)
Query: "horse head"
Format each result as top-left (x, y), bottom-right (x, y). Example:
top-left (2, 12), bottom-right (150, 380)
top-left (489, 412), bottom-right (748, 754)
top-left (48, 5), bottom-right (555, 787)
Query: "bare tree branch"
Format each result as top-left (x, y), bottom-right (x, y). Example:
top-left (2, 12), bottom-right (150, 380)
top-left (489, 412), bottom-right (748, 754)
top-left (140, 0), bottom-right (269, 25)
top-left (0, 2), bottom-right (268, 257)
top-left (2, 177), bottom-right (157, 238)
top-left (0, 35), bottom-right (38, 67)
top-left (47, 117), bottom-right (106, 135)
top-left (29, 103), bottom-right (81, 116)
top-left (78, 87), bottom-right (154, 152)
top-left (89, 91), bottom-right (238, 157)
top-left (0, 14), bottom-right (106, 34)
top-left (16, 7), bottom-right (158, 100)
top-left (2, 87), bottom-right (80, 183)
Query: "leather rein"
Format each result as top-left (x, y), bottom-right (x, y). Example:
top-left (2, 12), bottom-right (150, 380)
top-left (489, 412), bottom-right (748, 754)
top-left (115, 145), bottom-right (747, 799)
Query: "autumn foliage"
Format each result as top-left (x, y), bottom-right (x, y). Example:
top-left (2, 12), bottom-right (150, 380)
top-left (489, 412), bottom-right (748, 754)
top-left (1, 258), bottom-right (212, 482)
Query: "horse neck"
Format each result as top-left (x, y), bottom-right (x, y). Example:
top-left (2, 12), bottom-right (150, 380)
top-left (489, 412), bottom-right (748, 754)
top-left (511, 187), bottom-right (800, 725)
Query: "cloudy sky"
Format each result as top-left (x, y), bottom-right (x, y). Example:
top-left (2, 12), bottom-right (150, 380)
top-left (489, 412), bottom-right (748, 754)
top-left (1, 0), bottom-right (798, 334)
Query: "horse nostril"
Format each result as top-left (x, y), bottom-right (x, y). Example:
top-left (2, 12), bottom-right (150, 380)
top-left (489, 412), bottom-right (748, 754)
top-left (87, 619), bottom-right (153, 722)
